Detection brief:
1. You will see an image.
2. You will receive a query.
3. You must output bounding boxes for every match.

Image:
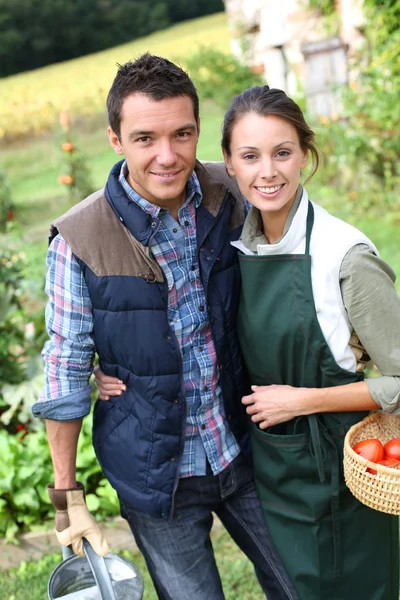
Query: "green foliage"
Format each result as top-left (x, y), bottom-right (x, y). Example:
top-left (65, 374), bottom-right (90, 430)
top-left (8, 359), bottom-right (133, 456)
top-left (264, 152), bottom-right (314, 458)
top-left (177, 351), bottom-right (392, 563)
top-left (0, 235), bottom-right (46, 434)
top-left (0, 413), bottom-right (119, 542)
top-left (0, 167), bottom-right (14, 232)
top-left (307, 0), bottom-right (335, 15)
top-left (0, 0), bottom-right (224, 77)
top-left (0, 248), bottom-right (26, 388)
top-left (309, 0), bottom-right (400, 225)
top-left (58, 114), bottom-right (95, 203)
top-left (187, 48), bottom-right (264, 111)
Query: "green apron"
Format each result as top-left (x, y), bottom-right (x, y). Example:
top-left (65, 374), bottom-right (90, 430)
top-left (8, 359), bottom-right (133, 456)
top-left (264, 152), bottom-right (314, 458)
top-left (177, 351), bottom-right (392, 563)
top-left (237, 202), bottom-right (399, 600)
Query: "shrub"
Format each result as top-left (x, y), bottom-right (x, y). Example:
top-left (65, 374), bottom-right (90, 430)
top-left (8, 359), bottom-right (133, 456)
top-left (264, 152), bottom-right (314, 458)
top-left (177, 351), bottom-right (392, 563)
top-left (0, 167), bottom-right (15, 231)
top-left (0, 412), bottom-right (120, 541)
top-left (186, 47), bottom-right (264, 111)
top-left (58, 111), bottom-right (95, 203)
top-left (308, 1), bottom-right (400, 225)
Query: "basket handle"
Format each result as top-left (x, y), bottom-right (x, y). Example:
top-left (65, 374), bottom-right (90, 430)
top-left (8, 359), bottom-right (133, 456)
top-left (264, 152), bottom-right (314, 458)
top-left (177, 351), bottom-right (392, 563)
top-left (83, 538), bottom-right (117, 600)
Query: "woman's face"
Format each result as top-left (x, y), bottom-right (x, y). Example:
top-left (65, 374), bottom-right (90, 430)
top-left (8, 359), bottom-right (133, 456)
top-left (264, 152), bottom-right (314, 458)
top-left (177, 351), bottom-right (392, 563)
top-left (224, 113), bottom-right (308, 219)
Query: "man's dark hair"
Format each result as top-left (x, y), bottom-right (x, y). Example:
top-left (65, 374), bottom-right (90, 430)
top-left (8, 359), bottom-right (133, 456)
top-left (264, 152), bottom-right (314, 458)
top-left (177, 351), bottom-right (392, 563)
top-left (107, 53), bottom-right (199, 139)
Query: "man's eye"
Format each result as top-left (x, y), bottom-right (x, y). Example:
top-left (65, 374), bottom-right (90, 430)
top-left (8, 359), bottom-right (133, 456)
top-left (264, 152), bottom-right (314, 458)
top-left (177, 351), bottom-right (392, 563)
top-left (177, 131), bottom-right (190, 138)
top-left (137, 136), bottom-right (150, 143)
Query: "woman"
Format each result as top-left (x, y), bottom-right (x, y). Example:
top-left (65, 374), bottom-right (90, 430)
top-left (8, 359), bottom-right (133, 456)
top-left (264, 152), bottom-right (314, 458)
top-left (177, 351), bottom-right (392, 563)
top-left (96, 86), bottom-right (400, 599)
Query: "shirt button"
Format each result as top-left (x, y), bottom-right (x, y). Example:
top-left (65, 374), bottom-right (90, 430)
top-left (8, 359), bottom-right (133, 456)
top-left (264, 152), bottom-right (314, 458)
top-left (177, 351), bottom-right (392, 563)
top-left (173, 399), bottom-right (179, 404)
top-left (200, 424), bottom-right (206, 430)
top-left (184, 220), bottom-right (190, 226)
top-left (190, 265), bottom-right (196, 271)
top-left (170, 457), bottom-right (176, 461)
top-left (198, 347), bottom-right (203, 352)
top-left (203, 385), bottom-right (209, 392)
top-left (173, 228), bottom-right (178, 233)
top-left (151, 221), bottom-right (157, 228)
top-left (166, 336), bottom-right (172, 342)
top-left (199, 305), bottom-right (204, 312)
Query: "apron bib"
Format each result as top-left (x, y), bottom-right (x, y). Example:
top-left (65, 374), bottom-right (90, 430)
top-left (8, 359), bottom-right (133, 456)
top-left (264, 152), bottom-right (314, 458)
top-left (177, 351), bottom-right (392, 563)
top-left (238, 202), bottom-right (399, 600)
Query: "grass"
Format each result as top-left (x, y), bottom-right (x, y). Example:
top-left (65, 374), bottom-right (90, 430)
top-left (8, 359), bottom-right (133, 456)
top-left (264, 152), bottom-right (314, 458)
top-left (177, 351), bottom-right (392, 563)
top-left (0, 12), bottom-right (230, 141)
top-left (0, 527), bottom-right (263, 600)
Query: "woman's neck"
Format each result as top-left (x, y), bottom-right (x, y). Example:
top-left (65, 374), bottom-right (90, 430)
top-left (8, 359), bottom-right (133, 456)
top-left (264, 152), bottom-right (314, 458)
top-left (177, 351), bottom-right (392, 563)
top-left (259, 188), bottom-right (302, 244)
top-left (260, 207), bottom-right (290, 244)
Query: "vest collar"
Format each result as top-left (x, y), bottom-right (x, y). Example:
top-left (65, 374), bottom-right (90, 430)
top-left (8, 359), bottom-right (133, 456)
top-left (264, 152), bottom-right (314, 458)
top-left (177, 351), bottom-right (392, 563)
top-left (105, 160), bottom-right (230, 247)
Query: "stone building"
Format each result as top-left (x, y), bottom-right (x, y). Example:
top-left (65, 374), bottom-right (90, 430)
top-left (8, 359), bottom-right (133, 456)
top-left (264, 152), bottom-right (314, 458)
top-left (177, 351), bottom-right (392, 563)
top-left (223, 0), bottom-right (366, 116)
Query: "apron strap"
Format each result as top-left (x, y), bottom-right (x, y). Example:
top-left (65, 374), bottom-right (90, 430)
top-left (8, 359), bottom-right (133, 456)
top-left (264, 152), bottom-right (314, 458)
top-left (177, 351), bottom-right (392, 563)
top-left (305, 201), bottom-right (314, 256)
top-left (308, 415), bottom-right (342, 579)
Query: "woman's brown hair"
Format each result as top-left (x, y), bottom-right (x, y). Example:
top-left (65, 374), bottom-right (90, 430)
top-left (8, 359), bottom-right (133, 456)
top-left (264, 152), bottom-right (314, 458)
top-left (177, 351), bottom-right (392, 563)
top-left (221, 86), bottom-right (320, 183)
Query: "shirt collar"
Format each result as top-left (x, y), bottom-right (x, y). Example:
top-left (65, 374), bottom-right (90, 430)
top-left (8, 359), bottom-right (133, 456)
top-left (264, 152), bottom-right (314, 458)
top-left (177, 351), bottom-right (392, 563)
top-left (241, 185), bottom-right (304, 253)
top-left (118, 160), bottom-right (202, 218)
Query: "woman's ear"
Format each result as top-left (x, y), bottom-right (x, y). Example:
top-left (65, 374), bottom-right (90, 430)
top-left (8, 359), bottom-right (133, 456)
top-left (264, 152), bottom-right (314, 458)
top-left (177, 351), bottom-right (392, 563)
top-left (301, 149), bottom-right (309, 170)
top-left (222, 150), bottom-right (235, 178)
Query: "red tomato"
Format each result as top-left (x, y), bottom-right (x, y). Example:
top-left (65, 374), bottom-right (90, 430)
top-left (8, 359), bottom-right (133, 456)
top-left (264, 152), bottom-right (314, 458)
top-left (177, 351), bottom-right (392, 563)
top-left (378, 458), bottom-right (400, 469)
top-left (353, 438), bottom-right (384, 465)
top-left (383, 438), bottom-right (400, 461)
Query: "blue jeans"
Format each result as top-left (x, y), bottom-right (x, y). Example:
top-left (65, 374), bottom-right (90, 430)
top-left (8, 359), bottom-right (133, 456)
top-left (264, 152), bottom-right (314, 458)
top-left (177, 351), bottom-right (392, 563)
top-left (119, 453), bottom-right (298, 600)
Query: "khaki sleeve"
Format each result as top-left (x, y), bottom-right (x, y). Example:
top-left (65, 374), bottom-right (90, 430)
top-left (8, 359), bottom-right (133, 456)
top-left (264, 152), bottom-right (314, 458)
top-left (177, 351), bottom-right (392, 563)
top-left (340, 244), bottom-right (400, 413)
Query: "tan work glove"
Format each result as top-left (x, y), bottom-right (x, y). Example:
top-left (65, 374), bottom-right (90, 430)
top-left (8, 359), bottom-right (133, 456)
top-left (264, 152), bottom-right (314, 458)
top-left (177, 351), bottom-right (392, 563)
top-left (48, 482), bottom-right (109, 557)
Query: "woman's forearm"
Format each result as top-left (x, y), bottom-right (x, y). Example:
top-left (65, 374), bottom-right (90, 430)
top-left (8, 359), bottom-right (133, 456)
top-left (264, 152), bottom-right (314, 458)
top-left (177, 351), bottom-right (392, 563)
top-left (244, 381), bottom-right (381, 428)
top-left (299, 380), bottom-right (380, 415)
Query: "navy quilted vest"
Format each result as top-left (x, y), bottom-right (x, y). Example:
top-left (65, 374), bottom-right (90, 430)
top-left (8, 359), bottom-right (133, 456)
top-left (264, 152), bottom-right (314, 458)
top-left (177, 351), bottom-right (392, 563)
top-left (55, 160), bottom-right (250, 519)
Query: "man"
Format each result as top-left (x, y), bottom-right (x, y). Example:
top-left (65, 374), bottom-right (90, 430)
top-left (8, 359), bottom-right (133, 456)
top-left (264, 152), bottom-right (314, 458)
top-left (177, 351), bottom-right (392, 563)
top-left (32, 53), bottom-right (299, 600)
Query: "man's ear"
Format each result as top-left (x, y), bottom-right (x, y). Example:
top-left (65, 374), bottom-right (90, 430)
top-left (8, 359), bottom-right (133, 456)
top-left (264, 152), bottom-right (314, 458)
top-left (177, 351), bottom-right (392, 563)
top-left (196, 117), bottom-right (201, 140)
top-left (108, 127), bottom-right (124, 155)
top-left (222, 150), bottom-right (235, 178)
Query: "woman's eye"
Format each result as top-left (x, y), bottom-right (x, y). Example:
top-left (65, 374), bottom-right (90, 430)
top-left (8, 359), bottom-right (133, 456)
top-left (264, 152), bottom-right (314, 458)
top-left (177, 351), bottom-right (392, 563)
top-left (243, 154), bottom-right (257, 160)
top-left (276, 150), bottom-right (290, 158)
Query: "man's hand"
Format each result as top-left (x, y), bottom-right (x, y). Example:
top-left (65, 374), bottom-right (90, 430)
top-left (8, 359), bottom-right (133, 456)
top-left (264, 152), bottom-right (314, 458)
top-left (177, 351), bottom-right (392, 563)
top-left (94, 366), bottom-right (126, 400)
top-left (48, 482), bottom-right (109, 557)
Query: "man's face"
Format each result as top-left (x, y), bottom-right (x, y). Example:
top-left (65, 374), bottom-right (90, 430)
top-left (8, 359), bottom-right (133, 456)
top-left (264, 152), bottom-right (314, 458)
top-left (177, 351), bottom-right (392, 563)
top-left (108, 93), bottom-right (200, 212)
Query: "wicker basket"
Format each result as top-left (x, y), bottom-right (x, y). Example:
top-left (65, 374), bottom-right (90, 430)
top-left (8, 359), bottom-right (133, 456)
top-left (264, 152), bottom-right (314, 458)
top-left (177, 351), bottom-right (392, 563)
top-left (344, 411), bottom-right (400, 515)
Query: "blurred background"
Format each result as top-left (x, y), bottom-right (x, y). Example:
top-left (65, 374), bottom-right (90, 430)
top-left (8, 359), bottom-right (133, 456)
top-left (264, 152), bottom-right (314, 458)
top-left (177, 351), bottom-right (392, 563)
top-left (0, 1), bottom-right (399, 597)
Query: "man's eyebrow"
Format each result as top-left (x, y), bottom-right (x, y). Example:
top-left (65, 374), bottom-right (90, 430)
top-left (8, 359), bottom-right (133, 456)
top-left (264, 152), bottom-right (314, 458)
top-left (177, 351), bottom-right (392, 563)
top-left (128, 130), bottom-right (153, 140)
top-left (176, 123), bottom-right (197, 132)
top-left (128, 123), bottom-right (197, 141)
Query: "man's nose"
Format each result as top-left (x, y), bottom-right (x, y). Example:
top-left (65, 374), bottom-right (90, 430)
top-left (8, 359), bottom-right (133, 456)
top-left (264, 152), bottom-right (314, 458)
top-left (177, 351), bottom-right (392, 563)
top-left (156, 141), bottom-right (176, 166)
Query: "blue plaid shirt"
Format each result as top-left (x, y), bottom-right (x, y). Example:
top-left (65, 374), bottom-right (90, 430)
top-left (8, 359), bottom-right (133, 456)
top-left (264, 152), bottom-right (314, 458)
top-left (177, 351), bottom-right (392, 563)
top-left (37, 162), bottom-right (240, 477)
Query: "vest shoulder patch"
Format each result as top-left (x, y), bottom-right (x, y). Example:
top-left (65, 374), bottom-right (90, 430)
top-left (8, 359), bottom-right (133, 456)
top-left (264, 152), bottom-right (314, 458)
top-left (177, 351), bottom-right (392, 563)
top-left (52, 192), bottom-right (164, 281)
